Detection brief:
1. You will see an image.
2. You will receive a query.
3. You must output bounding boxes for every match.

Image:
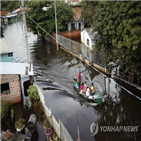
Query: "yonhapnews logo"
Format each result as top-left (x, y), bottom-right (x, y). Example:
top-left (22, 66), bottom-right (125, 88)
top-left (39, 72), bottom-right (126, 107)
top-left (90, 121), bottom-right (138, 136)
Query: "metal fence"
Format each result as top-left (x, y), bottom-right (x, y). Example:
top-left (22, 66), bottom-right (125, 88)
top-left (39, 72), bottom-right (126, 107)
top-left (57, 34), bottom-right (105, 67)
top-left (35, 83), bottom-right (73, 141)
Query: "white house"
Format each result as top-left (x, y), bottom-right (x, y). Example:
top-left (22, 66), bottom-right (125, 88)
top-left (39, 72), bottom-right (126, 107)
top-left (81, 28), bottom-right (97, 51)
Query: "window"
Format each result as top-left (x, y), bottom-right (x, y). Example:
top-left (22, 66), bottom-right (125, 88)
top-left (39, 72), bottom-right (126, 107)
top-left (8, 52), bottom-right (13, 57)
top-left (87, 39), bottom-right (89, 46)
top-left (1, 83), bottom-right (10, 93)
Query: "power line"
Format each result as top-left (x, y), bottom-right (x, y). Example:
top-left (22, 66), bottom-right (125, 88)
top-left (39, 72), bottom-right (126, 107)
top-left (25, 12), bottom-right (57, 44)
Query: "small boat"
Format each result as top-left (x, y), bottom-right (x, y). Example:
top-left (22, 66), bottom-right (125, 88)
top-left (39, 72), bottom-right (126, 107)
top-left (73, 82), bottom-right (102, 105)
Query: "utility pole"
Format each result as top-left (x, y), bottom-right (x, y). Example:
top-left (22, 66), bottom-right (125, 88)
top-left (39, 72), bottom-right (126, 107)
top-left (21, 0), bottom-right (30, 63)
top-left (54, 0), bottom-right (59, 50)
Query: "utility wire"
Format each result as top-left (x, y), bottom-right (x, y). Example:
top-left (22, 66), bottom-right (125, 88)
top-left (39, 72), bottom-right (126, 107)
top-left (25, 12), bottom-right (58, 45)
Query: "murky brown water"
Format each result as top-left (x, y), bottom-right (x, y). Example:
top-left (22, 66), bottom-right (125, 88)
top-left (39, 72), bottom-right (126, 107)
top-left (3, 22), bottom-right (141, 141)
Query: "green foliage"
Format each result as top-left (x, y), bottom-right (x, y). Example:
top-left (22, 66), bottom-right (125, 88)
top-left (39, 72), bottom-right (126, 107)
top-left (0, 99), bottom-right (5, 120)
top-left (8, 101), bottom-right (13, 117)
top-left (33, 101), bottom-right (45, 123)
top-left (15, 118), bottom-right (25, 129)
top-left (0, 26), bottom-right (3, 37)
top-left (27, 86), bottom-right (40, 101)
top-left (1, 1), bottom-right (20, 11)
top-left (93, 1), bottom-right (141, 84)
top-left (26, 1), bottom-right (74, 37)
top-left (81, 1), bottom-right (98, 27)
top-left (11, 109), bottom-right (14, 122)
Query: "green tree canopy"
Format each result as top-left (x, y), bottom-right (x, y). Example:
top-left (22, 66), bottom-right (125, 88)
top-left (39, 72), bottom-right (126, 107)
top-left (93, 1), bottom-right (141, 84)
top-left (26, 1), bottom-right (74, 37)
top-left (1, 1), bottom-right (20, 11)
top-left (81, 0), bottom-right (98, 27)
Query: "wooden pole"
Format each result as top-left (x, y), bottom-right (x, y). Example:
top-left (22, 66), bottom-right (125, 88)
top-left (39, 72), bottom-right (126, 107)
top-left (59, 119), bottom-right (61, 140)
top-left (54, 0), bottom-right (59, 50)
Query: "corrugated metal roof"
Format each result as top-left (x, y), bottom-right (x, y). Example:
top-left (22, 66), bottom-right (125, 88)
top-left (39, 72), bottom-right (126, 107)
top-left (0, 11), bottom-right (9, 16)
top-left (12, 8), bottom-right (20, 14)
top-left (0, 37), bottom-right (13, 54)
top-left (0, 62), bottom-right (34, 75)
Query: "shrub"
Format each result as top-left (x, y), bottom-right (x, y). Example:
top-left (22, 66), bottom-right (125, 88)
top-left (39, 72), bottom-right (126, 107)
top-left (0, 99), bottom-right (5, 120)
top-left (15, 118), bottom-right (25, 129)
top-left (27, 86), bottom-right (40, 102)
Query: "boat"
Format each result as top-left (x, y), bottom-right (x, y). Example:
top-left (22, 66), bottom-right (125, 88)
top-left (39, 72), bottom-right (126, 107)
top-left (73, 81), bottom-right (102, 105)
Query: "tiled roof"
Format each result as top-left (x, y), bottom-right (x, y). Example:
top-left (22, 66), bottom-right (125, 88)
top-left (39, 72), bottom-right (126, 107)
top-left (0, 11), bottom-right (9, 16)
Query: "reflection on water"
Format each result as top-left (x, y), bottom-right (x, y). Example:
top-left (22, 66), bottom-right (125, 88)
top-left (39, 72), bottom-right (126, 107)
top-left (4, 22), bottom-right (141, 141)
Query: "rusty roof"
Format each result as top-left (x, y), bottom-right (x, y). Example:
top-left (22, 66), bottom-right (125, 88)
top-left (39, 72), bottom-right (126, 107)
top-left (0, 11), bottom-right (9, 16)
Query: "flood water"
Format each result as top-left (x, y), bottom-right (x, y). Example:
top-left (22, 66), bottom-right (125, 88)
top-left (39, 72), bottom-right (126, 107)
top-left (3, 22), bottom-right (141, 141)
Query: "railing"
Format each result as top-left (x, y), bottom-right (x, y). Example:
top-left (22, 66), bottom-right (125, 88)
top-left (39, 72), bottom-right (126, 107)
top-left (35, 83), bottom-right (73, 141)
top-left (57, 33), bottom-right (105, 67)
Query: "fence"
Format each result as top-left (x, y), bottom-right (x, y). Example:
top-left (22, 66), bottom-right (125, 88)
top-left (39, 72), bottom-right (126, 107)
top-left (34, 83), bottom-right (73, 141)
top-left (57, 33), bottom-right (105, 67)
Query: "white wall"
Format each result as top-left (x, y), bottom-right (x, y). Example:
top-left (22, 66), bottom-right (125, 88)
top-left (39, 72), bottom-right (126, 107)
top-left (81, 29), bottom-right (93, 51)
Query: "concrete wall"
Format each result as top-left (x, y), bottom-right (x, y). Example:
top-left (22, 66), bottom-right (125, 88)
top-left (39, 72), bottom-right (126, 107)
top-left (81, 29), bottom-right (93, 50)
top-left (0, 74), bottom-right (21, 104)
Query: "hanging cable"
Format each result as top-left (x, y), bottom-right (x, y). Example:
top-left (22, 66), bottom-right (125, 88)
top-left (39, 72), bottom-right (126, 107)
top-left (25, 12), bottom-right (57, 43)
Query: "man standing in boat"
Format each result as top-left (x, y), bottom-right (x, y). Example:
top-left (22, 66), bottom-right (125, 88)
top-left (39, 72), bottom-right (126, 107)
top-left (78, 70), bottom-right (81, 90)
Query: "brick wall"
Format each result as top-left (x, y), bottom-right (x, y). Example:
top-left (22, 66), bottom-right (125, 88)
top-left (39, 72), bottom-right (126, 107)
top-left (0, 74), bottom-right (21, 104)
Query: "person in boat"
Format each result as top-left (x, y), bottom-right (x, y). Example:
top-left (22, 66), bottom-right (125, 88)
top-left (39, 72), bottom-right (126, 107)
top-left (91, 83), bottom-right (95, 95)
top-left (84, 81), bottom-right (87, 91)
top-left (74, 77), bottom-right (79, 90)
top-left (78, 70), bottom-right (81, 90)
top-left (93, 94), bottom-right (98, 99)
top-left (80, 83), bottom-right (85, 94)
top-left (86, 86), bottom-right (90, 97)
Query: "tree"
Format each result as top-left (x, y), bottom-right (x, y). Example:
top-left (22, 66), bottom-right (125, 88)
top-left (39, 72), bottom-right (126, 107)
top-left (26, 1), bottom-right (74, 37)
top-left (81, 0), bottom-right (98, 27)
top-left (1, 1), bottom-right (20, 11)
top-left (93, 1), bottom-right (141, 84)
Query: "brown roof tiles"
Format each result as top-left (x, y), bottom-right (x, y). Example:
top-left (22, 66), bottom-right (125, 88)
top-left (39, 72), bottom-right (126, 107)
top-left (0, 11), bottom-right (9, 16)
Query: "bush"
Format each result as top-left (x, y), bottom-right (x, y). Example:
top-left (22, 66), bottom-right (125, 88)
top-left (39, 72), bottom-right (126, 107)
top-left (15, 118), bottom-right (25, 129)
top-left (0, 99), bottom-right (5, 120)
top-left (27, 86), bottom-right (40, 102)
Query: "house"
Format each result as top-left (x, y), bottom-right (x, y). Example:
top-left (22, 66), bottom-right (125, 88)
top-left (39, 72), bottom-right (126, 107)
top-left (12, 7), bottom-right (30, 16)
top-left (0, 11), bottom-right (17, 25)
top-left (81, 28), bottom-right (97, 51)
top-left (0, 37), bottom-right (13, 62)
top-left (70, 0), bottom-right (80, 5)
top-left (0, 62), bottom-right (34, 104)
top-left (67, 5), bottom-right (83, 31)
